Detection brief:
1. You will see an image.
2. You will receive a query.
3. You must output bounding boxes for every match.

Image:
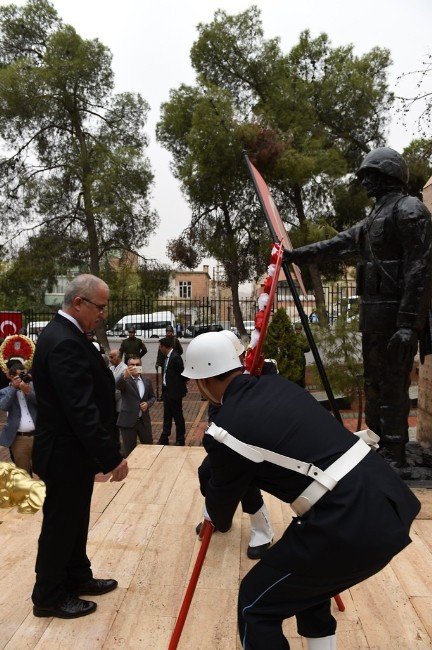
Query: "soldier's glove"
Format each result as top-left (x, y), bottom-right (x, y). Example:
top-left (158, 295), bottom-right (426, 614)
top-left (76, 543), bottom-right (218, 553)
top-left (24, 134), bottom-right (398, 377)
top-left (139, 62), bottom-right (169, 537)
top-left (387, 328), bottom-right (418, 365)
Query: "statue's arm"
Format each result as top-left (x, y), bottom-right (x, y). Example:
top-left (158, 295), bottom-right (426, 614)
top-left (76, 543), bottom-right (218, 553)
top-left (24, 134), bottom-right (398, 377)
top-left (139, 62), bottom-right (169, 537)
top-left (285, 221), bottom-right (365, 265)
top-left (396, 198), bottom-right (432, 331)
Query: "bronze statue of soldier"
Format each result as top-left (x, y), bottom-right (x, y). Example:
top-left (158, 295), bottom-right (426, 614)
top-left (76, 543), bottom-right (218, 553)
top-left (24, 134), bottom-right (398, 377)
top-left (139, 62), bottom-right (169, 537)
top-left (285, 147), bottom-right (432, 468)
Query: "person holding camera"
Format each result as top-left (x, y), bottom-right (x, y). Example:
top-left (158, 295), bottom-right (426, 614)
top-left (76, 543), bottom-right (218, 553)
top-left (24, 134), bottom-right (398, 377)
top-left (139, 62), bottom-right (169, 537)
top-left (116, 356), bottom-right (156, 457)
top-left (0, 359), bottom-right (37, 474)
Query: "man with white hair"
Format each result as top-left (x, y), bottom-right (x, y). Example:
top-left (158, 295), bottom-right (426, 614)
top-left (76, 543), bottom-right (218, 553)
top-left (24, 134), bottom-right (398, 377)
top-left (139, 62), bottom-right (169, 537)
top-left (31, 274), bottom-right (128, 619)
top-left (182, 332), bottom-right (420, 650)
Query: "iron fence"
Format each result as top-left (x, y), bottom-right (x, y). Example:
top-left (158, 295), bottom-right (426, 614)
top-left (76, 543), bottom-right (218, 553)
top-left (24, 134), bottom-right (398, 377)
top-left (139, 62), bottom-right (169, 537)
top-left (18, 283), bottom-right (358, 340)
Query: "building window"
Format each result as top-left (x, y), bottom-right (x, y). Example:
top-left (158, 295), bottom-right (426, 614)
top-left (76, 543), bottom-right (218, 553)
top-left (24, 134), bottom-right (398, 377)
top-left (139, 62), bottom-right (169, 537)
top-left (179, 281), bottom-right (192, 298)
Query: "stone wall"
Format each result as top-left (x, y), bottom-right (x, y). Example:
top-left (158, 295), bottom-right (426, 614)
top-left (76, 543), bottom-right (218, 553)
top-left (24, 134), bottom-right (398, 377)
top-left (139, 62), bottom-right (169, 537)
top-left (417, 175), bottom-right (432, 446)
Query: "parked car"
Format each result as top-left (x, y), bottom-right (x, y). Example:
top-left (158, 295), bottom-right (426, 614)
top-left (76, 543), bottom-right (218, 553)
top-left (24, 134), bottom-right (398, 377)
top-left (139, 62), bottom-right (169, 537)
top-left (193, 323), bottom-right (224, 337)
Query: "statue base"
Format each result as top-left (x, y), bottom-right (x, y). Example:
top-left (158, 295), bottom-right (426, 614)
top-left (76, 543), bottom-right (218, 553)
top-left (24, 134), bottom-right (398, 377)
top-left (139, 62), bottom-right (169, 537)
top-left (395, 441), bottom-right (432, 485)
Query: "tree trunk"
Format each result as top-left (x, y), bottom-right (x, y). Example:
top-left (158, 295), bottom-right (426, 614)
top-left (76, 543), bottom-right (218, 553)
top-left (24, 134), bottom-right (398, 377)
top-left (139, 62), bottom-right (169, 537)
top-left (70, 109), bottom-right (100, 276)
top-left (291, 184), bottom-right (328, 326)
top-left (308, 262), bottom-right (328, 326)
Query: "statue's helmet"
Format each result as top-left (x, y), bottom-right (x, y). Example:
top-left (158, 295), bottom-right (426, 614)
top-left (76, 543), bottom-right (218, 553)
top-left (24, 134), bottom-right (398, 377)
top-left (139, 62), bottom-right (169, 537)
top-left (356, 147), bottom-right (409, 184)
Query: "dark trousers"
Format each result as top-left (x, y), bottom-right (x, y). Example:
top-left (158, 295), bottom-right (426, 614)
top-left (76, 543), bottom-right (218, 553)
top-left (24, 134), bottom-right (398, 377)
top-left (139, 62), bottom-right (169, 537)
top-left (32, 461), bottom-right (94, 607)
top-left (198, 455), bottom-right (263, 514)
top-left (162, 391), bottom-right (185, 441)
top-left (120, 417), bottom-right (153, 457)
top-left (362, 332), bottom-right (416, 447)
top-left (238, 544), bottom-right (387, 649)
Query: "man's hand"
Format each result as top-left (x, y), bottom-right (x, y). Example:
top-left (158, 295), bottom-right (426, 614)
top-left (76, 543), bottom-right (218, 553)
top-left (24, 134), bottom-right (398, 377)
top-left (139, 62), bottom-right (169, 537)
top-left (139, 401), bottom-right (148, 412)
top-left (19, 382), bottom-right (31, 395)
top-left (10, 375), bottom-right (22, 389)
top-left (110, 458), bottom-right (128, 482)
top-left (387, 328), bottom-right (418, 364)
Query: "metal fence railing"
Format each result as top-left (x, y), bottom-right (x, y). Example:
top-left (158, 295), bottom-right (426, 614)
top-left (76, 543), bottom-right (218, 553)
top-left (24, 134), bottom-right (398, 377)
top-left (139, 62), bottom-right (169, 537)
top-left (15, 283), bottom-right (358, 340)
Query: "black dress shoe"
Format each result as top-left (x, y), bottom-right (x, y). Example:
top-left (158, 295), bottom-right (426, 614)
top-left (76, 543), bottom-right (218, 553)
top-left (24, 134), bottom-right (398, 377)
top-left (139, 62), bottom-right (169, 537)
top-left (247, 542), bottom-right (272, 560)
top-left (33, 595), bottom-right (97, 619)
top-left (158, 435), bottom-right (169, 445)
top-left (73, 578), bottom-right (118, 596)
top-left (175, 439), bottom-right (185, 446)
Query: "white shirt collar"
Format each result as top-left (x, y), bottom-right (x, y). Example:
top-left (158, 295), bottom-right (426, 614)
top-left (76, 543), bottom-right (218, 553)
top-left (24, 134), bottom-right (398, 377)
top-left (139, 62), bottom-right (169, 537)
top-left (58, 309), bottom-right (84, 333)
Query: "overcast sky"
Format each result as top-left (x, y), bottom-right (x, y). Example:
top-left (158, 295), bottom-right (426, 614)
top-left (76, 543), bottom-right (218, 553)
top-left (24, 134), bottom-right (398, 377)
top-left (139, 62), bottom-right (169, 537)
top-left (7, 0), bottom-right (432, 268)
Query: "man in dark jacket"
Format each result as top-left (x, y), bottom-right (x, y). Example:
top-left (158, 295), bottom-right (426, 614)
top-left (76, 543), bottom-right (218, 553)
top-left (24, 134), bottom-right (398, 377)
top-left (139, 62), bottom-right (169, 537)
top-left (285, 147), bottom-right (432, 467)
top-left (182, 332), bottom-right (420, 650)
top-left (119, 327), bottom-right (147, 362)
top-left (157, 336), bottom-right (188, 446)
top-left (155, 325), bottom-right (183, 370)
top-left (117, 356), bottom-right (156, 456)
top-left (31, 274), bottom-right (128, 619)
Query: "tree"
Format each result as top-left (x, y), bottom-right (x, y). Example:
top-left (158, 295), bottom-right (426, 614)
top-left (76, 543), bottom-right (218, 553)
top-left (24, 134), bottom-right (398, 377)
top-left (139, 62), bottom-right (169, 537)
top-left (0, 0), bottom-right (157, 280)
top-left (402, 139), bottom-right (432, 198)
top-left (262, 308), bottom-right (309, 385)
top-left (311, 303), bottom-right (364, 430)
top-left (157, 86), bottom-right (270, 334)
top-left (188, 6), bottom-right (393, 323)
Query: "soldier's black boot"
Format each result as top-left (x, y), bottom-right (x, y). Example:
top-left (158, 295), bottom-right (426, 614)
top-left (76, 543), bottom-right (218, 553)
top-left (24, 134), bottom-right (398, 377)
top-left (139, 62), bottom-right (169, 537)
top-left (378, 443), bottom-right (407, 469)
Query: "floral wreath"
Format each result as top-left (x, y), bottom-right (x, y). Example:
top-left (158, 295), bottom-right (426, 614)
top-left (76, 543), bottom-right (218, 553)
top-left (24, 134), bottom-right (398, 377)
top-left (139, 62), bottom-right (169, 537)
top-left (245, 243), bottom-right (283, 375)
top-left (0, 334), bottom-right (35, 374)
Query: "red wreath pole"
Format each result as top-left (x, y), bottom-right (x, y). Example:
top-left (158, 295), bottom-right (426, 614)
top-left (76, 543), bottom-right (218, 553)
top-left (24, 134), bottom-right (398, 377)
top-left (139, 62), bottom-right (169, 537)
top-left (168, 519), bottom-right (215, 650)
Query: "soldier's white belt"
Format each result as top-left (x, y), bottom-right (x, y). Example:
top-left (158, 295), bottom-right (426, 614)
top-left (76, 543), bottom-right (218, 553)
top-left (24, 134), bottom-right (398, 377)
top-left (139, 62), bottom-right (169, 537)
top-left (205, 423), bottom-right (379, 516)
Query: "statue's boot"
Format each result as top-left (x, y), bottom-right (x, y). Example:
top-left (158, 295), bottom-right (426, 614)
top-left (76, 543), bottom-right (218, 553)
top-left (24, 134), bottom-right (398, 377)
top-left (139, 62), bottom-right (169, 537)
top-left (378, 443), bottom-right (407, 469)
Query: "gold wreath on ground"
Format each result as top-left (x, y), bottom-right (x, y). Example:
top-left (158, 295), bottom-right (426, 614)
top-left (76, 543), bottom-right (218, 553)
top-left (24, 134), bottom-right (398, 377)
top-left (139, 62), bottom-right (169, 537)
top-left (0, 334), bottom-right (35, 374)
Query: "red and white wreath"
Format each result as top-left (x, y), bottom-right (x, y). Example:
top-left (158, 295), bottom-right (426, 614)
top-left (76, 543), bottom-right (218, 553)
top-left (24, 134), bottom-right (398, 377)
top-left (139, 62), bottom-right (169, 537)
top-left (0, 334), bottom-right (35, 374)
top-left (245, 243), bottom-right (283, 375)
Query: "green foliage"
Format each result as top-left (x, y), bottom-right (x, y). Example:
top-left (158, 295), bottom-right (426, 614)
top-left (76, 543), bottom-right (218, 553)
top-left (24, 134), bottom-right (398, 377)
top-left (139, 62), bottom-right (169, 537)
top-left (0, 0), bottom-right (157, 284)
top-left (311, 303), bottom-right (364, 425)
top-left (159, 5), bottom-right (394, 326)
top-left (262, 308), bottom-right (309, 384)
top-left (402, 139), bottom-right (432, 198)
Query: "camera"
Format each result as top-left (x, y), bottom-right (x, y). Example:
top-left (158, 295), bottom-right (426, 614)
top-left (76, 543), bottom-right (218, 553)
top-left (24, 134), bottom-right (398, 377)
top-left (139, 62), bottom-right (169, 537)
top-left (19, 371), bottom-right (32, 384)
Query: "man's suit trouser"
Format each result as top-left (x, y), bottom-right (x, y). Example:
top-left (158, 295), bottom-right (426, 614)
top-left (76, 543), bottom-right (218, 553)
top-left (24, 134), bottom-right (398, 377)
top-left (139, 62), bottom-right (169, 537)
top-left (162, 392), bottom-right (185, 441)
top-left (32, 458), bottom-right (94, 607)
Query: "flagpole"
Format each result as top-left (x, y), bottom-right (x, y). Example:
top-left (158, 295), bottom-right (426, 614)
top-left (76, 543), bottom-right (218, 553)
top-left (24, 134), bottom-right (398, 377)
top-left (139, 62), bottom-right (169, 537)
top-left (244, 153), bottom-right (343, 424)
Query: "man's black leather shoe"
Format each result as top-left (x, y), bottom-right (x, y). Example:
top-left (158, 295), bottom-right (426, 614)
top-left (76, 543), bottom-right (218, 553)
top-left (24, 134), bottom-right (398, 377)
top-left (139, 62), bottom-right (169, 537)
top-left (247, 542), bottom-right (272, 560)
top-left (175, 439), bottom-right (185, 446)
top-left (73, 578), bottom-right (118, 596)
top-left (158, 435), bottom-right (169, 445)
top-left (33, 595), bottom-right (97, 619)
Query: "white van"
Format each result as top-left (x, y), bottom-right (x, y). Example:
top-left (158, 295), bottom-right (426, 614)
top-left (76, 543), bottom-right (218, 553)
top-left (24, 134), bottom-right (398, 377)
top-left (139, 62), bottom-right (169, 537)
top-left (107, 311), bottom-right (176, 339)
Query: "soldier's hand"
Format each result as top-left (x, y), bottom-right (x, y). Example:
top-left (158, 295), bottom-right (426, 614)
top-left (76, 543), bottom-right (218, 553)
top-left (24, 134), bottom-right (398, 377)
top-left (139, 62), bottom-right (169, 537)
top-left (387, 328), bottom-right (418, 364)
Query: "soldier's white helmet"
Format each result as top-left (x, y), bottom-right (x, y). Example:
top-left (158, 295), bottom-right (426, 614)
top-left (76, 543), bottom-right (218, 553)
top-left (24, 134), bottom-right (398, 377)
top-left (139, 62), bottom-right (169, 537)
top-left (219, 329), bottom-right (245, 356)
top-left (182, 331), bottom-right (242, 379)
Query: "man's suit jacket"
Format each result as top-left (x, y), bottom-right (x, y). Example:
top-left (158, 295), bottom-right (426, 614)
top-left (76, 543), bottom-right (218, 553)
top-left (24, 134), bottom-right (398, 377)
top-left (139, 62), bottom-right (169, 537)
top-left (116, 374), bottom-right (156, 429)
top-left (163, 350), bottom-right (188, 400)
top-left (31, 313), bottom-right (123, 479)
top-left (0, 383), bottom-right (37, 447)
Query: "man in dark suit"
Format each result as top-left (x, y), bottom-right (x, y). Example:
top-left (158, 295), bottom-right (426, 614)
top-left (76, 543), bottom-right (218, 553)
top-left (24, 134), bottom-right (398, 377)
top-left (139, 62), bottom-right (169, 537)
top-left (117, 356), bottom-right (156, 456)
top-left (31, 274), bottom-right (128, 619)
top-left (157, 336), bottom-right (188, 446)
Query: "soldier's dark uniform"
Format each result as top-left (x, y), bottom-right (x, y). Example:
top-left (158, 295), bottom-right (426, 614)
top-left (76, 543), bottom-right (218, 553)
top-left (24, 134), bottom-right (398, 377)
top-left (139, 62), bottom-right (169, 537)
top-left (286, 149), bottom-right (432, 465)
top-left (203, 373), bottom-right (420, 649)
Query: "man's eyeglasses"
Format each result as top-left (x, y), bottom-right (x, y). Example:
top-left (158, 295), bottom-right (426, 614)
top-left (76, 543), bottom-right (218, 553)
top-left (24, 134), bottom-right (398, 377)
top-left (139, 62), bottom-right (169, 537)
top-left (128, 362), bottom-right (141, 367)
top-left (79, 297), bottom-right (108, 313)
